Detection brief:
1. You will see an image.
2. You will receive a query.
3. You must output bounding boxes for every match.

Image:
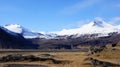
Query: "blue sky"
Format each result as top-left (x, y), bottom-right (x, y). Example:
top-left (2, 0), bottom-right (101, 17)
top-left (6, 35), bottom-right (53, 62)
top-left (0, 0), bottom-right (120, 32)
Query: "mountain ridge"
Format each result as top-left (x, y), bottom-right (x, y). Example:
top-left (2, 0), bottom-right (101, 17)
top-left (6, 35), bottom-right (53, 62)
top-left (2, 19), bottom-right (120, 39)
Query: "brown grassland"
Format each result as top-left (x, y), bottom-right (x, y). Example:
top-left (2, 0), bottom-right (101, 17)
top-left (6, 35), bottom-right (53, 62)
top-left (0, 44), bottom-right (120, 67)
top-left (92, 43), bottom-right (120, 65)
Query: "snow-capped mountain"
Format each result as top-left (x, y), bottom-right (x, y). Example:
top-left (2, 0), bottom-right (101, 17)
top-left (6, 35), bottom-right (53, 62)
top-left (3, 24), bottom-right (57, 39)
top-left (57, 19), bottom-right (120, 37)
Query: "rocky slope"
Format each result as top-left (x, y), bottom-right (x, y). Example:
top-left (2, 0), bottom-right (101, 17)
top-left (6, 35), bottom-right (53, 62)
top-left (0, 26), bottom-right (38, 49)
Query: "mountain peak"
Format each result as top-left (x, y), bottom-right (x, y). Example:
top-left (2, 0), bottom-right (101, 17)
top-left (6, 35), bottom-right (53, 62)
top-left (87, 19), bottom-right (113, 28)
top-left (5, 24), bottom-right (21, 28)
top-left (90, 20), bottom-right (104, 27)
top-left (90, 17), bottom-right (106, 27)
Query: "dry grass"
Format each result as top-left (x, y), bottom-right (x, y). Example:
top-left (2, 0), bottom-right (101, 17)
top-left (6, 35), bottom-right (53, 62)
top-left (1, 44), bottom-right (120, 67)
top-left (0, 52), bottom-right (91, 67)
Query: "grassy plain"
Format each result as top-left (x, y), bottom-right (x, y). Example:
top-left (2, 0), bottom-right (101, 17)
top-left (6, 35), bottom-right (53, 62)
top-left (0, 44), bottom-right (120, 67)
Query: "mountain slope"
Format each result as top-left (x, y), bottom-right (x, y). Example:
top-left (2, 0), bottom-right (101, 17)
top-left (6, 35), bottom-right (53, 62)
top-left (4, 24), bottom-right (56, 39)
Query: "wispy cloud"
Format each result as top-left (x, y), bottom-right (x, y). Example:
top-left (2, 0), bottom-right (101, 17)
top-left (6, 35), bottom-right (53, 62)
top-left (77, 19), bottom-right (90, 27)
top-left (108, 17), bottom-right (120, 25)
top-left (61, 0), bottom-right (100, 15)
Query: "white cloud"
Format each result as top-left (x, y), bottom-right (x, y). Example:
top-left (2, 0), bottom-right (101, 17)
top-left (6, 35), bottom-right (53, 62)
top-left (108, 17), bottom-right (120, 25)
top-left (61, 0), bottom-right (100, 15)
